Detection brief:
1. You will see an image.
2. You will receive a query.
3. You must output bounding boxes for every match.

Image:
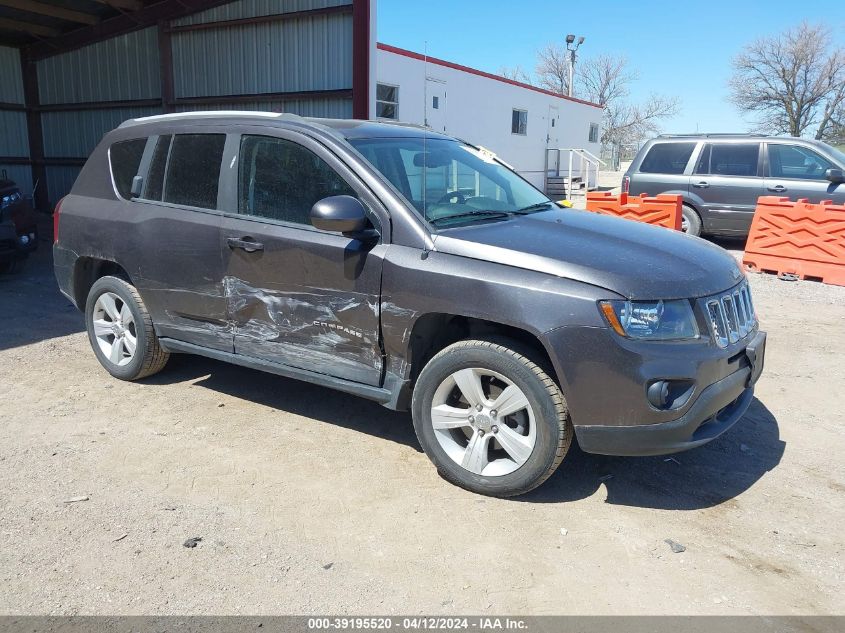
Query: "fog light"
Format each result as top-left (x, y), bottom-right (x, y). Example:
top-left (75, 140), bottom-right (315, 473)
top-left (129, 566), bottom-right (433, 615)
top-left (19, 235), bottom-right (30, 245)
top-left (647, 381), bottom-right (670, 408)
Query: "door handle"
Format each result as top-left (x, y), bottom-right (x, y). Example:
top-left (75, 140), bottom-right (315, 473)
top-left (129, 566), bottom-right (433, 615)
top-left (768, 184), bottom-right (787, 193)
top-left (227, 237), bottom-right (264, 253)
top-left (692, 181), bottom-right (710, 189)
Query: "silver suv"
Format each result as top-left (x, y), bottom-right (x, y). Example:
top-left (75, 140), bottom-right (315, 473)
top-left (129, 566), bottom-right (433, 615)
top-left (623, 134), bottom-right (845, 236)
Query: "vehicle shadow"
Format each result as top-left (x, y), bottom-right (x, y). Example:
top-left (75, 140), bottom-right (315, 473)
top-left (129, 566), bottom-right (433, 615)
top-left (144, 354), bottom-right (420, 450)
top-left (523, 397), bottom-right (784, 509)
top-left (147, 356), bottom-right (782, 510)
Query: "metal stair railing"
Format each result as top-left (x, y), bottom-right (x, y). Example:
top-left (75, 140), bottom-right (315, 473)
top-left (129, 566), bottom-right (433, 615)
top-left (544, 148), bottom-right (607, 200)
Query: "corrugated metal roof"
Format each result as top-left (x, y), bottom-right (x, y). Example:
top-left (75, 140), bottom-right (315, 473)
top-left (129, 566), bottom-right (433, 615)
top-left (0, 45), bottom-right (24, 104)
top-left (172, 12), bottom-right (353, 98)
top-left (172, 0), bottom-right (351, 27)
top-left (37, 27), bottom-right (161, 104)
top-left (175, 98), bottom-right (352, 118)
top-left (41, 106), bottom-right (163, 158)
top-left (0, 110), bottom-right (28, 156)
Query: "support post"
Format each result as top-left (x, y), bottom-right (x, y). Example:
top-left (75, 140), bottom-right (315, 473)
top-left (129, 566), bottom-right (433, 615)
top-left (158, 20), bottom-right (175, 113)
top-left (20, 54), bottom-right (48, 212)
top-left (351, 0), bottom-right (371, 119)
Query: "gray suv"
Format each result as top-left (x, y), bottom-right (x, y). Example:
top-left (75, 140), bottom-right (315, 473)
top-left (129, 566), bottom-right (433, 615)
top-left (53, 112), bottom-right (766, 497)
top-left (624, 134), bottom-right (845, 236)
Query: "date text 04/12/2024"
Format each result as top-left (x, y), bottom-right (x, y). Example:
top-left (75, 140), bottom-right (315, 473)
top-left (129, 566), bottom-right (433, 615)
top-left (307, 617), bottom-right (528, 630)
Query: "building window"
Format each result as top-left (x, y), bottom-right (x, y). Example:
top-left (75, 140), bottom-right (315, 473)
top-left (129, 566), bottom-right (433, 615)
top-left (432, 96), bottom-right (439, 110)
top-left (376, 83), bottom-right (399, 119)
top-left (511, 109), bottom-right (527, 135)
top-left (588, 123), bottom-right (600, 143)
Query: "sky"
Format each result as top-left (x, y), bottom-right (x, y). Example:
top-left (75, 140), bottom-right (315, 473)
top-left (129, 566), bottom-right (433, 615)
top-left (377, 0), bottom-right (845, 135)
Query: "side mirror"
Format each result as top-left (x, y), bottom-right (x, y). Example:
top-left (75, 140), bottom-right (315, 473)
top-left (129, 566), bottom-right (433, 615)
top-left (310, 195), bottom-right (371, 236)
top-left (825, 168), bottom-right (845, 184)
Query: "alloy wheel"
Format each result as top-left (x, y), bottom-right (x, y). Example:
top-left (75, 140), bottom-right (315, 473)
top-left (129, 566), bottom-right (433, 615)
top-left (430, 367), bottom-right (537, 477)
top-left (92, 291), bottom-right (137, 366)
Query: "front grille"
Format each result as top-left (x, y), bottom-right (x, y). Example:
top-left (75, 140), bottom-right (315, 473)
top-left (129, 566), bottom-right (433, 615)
top-left (705, 280), bottom-right (756, 348)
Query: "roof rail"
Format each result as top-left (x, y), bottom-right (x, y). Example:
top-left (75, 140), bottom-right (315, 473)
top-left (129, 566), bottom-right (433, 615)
top-left (657, 133), bottom-right (767, 138)
top-left (119, 110), bottom-right (298, 128)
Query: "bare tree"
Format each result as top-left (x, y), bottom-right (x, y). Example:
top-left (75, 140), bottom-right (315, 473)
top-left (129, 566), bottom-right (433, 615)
top-left (603, 96), bottom-right (680, 147)
top-left (535, 43), bottom-right (572, 94)
top-left (536, 44), bottom-right (679, 148)
top-left (498, 65), bottom-right (531, 83)
top-left (729, 22), bottom-right (845, 140)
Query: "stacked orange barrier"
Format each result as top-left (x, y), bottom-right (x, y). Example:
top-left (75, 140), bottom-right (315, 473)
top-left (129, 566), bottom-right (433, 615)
top-left (586, 192), bottom-right (682, 230)
top-left (743, 196), bottom-right (845, 287)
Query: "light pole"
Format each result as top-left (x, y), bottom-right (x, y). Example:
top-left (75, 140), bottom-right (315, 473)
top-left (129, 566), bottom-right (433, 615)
top-left (565, 34), bottom-right (585, 98)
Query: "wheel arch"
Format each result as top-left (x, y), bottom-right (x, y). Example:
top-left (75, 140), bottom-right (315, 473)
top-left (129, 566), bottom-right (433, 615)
top-left (72, 257), bottom-right (133, 309)
top-left (404, 313), bottom-right (559, 391)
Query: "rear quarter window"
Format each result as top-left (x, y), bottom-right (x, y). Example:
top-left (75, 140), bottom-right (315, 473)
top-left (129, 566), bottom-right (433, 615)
top-left (109, 138), bottom-right (146, 199)
top-left (639, 142), bottom-right (696, 175)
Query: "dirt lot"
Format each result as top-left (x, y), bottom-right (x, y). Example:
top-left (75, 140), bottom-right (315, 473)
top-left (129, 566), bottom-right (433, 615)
top-left (1, 221), bottom-right (843, 617)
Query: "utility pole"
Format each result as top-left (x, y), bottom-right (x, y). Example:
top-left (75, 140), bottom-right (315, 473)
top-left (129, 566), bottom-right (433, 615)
top-left (565, 34), bottom-right (585, 98)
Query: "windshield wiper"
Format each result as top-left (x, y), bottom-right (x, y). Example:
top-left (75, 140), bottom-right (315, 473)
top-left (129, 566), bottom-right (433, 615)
top-left (429, 210), bottom-right (511, 225)
top-left (512, 201), bottom-right (556, 215)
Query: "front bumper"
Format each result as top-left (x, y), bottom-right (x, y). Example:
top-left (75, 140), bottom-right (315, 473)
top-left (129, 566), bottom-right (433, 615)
top-left (575, 365), bottom-right (755, 455)
top-left (0, 223), bottom-right (37, 262)
top-left (547, 323), bottom-right (766, 456)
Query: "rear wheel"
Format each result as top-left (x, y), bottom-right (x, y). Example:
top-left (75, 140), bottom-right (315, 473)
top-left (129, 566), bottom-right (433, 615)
top-left (411, 339), bottom-right (572, 497)
top-left (681, 204), bottom-right (702, 236)
top-left (85, 275), bottom-right (169, 380)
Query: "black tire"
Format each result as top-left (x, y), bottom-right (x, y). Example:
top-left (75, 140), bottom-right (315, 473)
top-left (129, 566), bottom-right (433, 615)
top-left (85, 275), bottom-right (169, 380)
top-left (411, 339), bottom-right (572, 497)
top-left (682, 204), bottom-right (702, 237)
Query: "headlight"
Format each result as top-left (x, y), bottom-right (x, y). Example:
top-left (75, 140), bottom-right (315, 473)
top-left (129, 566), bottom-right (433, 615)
top-left (599, 299), bottom-right (699, 340)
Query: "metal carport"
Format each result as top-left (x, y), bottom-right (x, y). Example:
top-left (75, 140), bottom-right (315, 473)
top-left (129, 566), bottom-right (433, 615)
top-left (0, 0), bottom-right (374, 212)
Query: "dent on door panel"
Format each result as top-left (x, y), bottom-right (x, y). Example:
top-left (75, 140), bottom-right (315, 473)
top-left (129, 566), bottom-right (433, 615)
top-left (223, 274), bottom-right (383, 385)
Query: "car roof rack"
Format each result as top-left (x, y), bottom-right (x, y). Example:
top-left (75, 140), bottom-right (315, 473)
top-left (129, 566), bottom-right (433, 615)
top-left (657, 133), bottom-right (767, 138)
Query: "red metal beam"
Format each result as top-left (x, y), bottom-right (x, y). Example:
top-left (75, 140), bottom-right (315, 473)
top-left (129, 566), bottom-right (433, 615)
top-left (20, 55), bottom-right (49, 212)
top-left (172, 89), bottom-right (353, 107)
top-left (23, 0), bottom-right (234, 61)
top-left (0, 101), bottom-right (26, 112)
top-left (166, 4), bottom-right (352, 33)
top-left (351, 0), bottom-right (370, 120)
top-left (158, 20), bottom-right (174, 114)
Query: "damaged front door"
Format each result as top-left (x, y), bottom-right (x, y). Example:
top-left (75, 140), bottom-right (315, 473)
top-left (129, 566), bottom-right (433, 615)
top-left (220, 133), bottom-right (385, 386)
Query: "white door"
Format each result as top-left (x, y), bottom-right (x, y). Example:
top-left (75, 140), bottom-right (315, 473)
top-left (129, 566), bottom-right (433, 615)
top-left (425, 79), bottom-right (447, 132)
top-left (546, 105), bottom-right (561, 176)
top-left (547, 105), bottom-right (560, 147)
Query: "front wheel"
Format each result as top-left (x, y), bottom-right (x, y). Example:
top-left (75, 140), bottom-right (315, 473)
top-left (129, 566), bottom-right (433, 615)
top-left (411, 339), bottom-right (572, 497)
top-left (85, 275), bottom-right (169, 381)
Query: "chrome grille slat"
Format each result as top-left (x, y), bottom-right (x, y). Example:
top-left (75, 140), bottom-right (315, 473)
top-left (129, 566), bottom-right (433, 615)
top-left (706, 280), bottom-right (756, 348)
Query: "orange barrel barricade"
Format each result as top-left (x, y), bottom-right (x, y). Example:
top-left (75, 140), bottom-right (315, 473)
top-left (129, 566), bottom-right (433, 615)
top-left (743, 196), bottom-right (845, 287)
top-left (586, 192), bottom-right (682, 230)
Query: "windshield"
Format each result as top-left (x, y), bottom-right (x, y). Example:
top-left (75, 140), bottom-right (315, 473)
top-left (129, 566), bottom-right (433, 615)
top-left (349, 137), bottom-right (552, 227)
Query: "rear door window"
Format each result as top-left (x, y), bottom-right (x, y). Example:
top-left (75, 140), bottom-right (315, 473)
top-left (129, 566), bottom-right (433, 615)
top-left (163, 134), bottom-right (226, 209)
top-left (109, 138), bottom-right (146, 199)
top-left (696, 143), bottom-right (760, 177)
top-left (639, 143), bottom-right (696, 174)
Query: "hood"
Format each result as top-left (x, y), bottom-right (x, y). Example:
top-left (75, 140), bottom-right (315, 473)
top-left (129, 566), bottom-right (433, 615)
top-left (433, 208), bottom-right (743, 299)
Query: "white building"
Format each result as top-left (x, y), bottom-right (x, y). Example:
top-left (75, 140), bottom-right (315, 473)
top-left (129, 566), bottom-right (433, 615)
top-left (374, 43), bottom-right (604, 192)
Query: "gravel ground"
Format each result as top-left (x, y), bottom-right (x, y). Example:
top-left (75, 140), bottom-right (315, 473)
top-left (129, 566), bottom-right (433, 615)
top-left (1, 220), bottom-right (843, 617)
